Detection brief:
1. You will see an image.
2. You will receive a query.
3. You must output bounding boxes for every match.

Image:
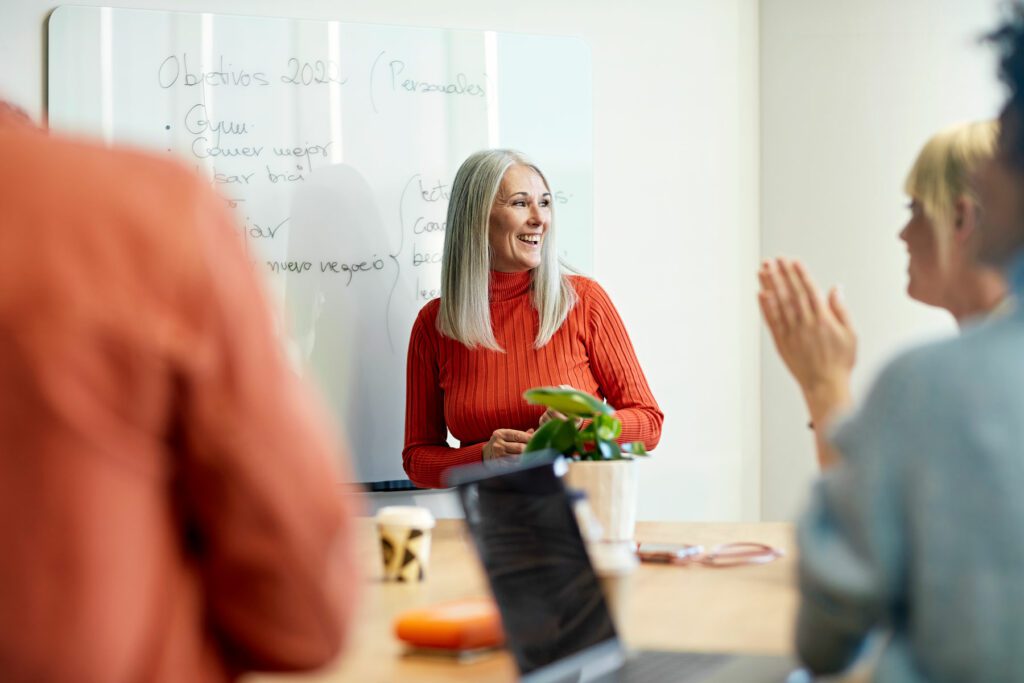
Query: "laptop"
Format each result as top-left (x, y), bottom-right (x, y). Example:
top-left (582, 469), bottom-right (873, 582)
top-left (447, 458), bottom-right (807, 683)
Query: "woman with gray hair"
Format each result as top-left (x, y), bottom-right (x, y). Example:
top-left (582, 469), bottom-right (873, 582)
top-left (403, 149), bottom-right (663, 488)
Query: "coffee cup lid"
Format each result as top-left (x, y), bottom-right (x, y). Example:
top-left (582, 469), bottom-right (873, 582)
top-left (376, 505), bottom-right (436, 529)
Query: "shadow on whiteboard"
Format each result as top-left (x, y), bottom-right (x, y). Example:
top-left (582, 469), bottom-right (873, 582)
top-left (287, 163), bottom-right (414, 483)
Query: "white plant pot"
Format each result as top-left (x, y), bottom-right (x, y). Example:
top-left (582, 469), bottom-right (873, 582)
top-left (564, 459), bottom-right (638, 542)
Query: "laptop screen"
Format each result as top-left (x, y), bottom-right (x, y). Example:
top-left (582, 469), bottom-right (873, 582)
top-left (456, 460), bottom-right (619, 676)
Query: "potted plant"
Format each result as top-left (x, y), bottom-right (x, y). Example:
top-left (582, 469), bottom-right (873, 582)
top-left (522, 387), bottom-right (647, 542)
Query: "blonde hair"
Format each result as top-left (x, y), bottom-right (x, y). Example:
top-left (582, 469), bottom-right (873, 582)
top-left (904, 120), bottom-right (999, 259)
top-left (437, 149), bottom-right (577, 351)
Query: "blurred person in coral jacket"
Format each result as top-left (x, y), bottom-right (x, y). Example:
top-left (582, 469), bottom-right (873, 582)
top-left (0, 100), bottom-right (359, 682)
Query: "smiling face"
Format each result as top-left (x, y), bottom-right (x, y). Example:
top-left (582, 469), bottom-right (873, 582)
top-left (488, 164), bottom-right (551, 273)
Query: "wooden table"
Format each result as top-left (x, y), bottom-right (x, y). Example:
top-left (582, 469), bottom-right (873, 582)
top-left (246, 520), bottom-right (798, 683)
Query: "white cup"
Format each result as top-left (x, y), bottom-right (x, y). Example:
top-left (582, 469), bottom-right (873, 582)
top-left (376, 506), bottom-right (436, 582)
top-left (588, 541), bottom-right (638, 628)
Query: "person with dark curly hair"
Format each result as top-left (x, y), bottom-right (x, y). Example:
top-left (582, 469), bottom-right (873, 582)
top-left (794, 6), bottom-right (1024, 681)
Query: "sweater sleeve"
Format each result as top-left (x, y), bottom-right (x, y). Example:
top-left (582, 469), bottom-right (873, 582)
top-left (178, 175), bottom-right (358, 672)
top-left (796, 359), bottom-right (912, 675)
top-left (402, 305), bottom-right (484, 488)
top-left (582, 280), bottom-right (663, 450)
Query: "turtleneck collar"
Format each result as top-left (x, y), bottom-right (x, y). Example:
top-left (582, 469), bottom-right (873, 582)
top-left (488, 270), bottom-right (533, 302)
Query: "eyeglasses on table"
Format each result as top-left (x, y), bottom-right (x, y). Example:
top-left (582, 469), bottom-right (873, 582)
top-left (635, 541), bottom-right (785, 567)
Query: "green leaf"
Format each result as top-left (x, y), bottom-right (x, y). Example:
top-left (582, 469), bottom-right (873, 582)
top-left (521, 386), bottom-right (644, 463)
top-left (596, 439), bottom-right (622, 460)
top-left (594, 414), bottom-right (621, 442)
top-left (525, 419), bottom-right (561, 452)
top-left (550, 419), bottom-right (578, 454)
top-left (622, 441), bottom-right (648, 456)
top-left (526, 418), bottom-right (582, 456)
top-left (574, 429), bottom-right (589, 458)
top-left (523, 387), bottom-right (614, 418)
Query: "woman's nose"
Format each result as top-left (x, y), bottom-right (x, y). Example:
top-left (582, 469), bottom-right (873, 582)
top-left (528, 205), bottom-right (543, 225)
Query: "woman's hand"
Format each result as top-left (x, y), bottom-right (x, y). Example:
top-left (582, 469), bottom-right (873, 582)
top-left (539, 408), bottom-right (583, 427)
top-left (538, 384), bottom-right (585, 429)
top-left (482, 428), bottom-right (535, 461)
top-left (758, 258), bottom-right (856, 426)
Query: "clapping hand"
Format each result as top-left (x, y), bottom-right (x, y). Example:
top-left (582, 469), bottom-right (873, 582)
top-left (758, 258), bottom-right (856, 420)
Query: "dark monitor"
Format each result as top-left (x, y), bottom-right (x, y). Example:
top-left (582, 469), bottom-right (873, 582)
top-left (449, 459), bottom-right (621, 677)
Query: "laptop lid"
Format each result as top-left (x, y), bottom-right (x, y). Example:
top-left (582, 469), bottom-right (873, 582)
top-left (450, 457), bottom-right (627, 679)
top-left (450, 459), bottom-right (805, 683)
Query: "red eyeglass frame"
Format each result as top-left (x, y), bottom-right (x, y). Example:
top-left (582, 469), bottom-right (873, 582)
top-left (635, 541), bottom-right (784, 567)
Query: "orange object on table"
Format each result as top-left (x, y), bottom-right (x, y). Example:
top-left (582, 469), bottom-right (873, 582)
top-left (394, 597), bottom-right (505, 650)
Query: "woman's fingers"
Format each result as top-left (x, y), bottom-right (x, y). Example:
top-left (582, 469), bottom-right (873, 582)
top-left (538, 408), bottom-right (568, 426)
top-left (758, 261), bottom-right (779, 296)
top-left (757, 258), bottom-right (857, 396)
top-left (828, 287), bottom-right (853, 330)
top-left (758, 263), bottom-right (786, 340)
top-left (758, 261), bottom-right (782, 302)
top-left (758, 291), bottom-right (785, 343)
top-left (489, 428), bottom-right (534, 457)
top-left (761, 259), bottom-right (798, 329)
top-left (761, 258), bottom-right (840, 332)
top-left (793, 260), bottom-right (825, 317)
top-left (779, 258), bottom-right (814, 323)
top-left (504, 429), bottom-right (533, 454)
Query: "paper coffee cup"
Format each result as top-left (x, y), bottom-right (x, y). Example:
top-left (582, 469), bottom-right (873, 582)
top-left (376, 506), bottom-right (436, 582)
top-left (588, 541), bottom-right (638, 628)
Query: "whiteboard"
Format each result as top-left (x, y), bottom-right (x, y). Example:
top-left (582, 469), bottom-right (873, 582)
top-left (47, 6), bottom-right (593, 487)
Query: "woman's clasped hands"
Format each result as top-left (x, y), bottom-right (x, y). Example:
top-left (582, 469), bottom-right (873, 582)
top-left (482, 428), bottom-right (535, 461)
top-left (482, 385), bottom-right (585, 462)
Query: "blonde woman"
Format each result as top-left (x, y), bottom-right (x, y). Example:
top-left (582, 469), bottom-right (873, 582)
top-left (758, 121), bottom-right (1007, 469)
top-left (403, 150), bottom-right (663, 488)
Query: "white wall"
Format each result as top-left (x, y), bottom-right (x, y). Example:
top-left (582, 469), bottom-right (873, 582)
top-left (759, 0), bottom-right (1006, 520)
top-left (2, 1), bottom-right (762, 521)
top-left (12, 0), bottom-right (1000, 523)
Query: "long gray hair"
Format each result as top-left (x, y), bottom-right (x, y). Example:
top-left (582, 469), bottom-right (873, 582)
top-left (437, 149), bottom-right (577, 351)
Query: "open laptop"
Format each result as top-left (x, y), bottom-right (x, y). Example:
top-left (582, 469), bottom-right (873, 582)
top-left (447, 458), bottom-right (806, 683)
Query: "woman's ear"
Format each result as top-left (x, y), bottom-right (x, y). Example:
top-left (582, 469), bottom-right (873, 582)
top-left (953, 195), bottom-right (978, 245)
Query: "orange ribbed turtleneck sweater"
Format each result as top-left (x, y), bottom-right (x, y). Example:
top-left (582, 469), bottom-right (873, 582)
top-left (403, 271), bottom-right (663, 488)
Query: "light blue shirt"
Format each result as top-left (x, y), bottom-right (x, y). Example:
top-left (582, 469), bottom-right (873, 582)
top-left (797, 251), bottom-right (1024, 682)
